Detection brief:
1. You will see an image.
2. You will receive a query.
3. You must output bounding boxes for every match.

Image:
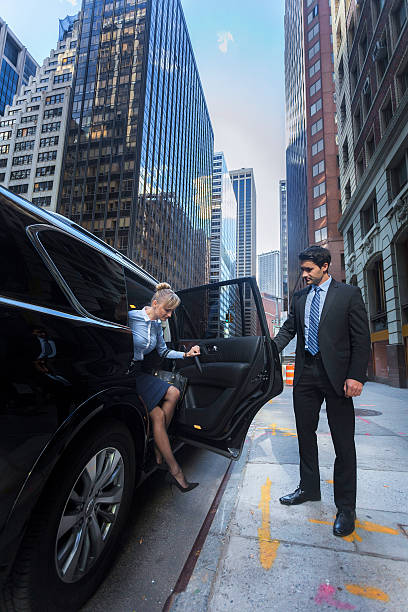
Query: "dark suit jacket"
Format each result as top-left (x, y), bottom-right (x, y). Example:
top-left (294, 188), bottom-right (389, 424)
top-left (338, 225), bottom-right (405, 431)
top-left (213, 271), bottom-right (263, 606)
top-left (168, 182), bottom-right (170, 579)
top-left (273, 280), bottom-right (371, 396)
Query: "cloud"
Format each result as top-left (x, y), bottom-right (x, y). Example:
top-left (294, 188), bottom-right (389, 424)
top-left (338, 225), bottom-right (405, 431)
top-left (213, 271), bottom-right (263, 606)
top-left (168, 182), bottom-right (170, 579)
top-left (217, 31), bottom-right (234, 54)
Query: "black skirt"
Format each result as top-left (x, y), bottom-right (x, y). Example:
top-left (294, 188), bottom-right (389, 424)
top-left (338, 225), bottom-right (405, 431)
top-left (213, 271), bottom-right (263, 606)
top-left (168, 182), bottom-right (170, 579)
top-left (133, 368), bottom-right (171, 413)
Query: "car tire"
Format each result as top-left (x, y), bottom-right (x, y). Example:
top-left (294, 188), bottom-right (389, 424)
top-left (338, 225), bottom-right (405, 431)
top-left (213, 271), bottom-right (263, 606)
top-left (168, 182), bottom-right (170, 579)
top-left (1, 419), bottom-right (136, 612)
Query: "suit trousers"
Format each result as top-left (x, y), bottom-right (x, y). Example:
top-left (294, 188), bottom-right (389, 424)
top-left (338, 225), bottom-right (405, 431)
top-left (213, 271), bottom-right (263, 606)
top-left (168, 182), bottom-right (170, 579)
top-left (293, 355), bottom-right (356, 511)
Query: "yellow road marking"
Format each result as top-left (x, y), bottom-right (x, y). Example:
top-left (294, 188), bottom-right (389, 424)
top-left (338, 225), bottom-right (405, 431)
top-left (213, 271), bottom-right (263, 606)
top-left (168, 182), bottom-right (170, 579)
top-left (345, 585), bottom-right (389, 602)
top-left (258, 477), bottom-right (280, 569)
top-left (326, 479), bottom-right (334, 484)
top-left (309, 517), bottom-right (399, 540)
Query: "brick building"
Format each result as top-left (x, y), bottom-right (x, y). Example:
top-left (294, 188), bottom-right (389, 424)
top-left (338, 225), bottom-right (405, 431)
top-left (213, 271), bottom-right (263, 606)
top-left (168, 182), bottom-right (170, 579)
top-left (333, 0), bottom-right (408, 387)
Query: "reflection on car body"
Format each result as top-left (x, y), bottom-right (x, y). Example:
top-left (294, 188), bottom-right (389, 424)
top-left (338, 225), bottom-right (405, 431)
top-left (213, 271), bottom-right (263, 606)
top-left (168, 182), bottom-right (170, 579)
top-left (0, 185), bottom-right (282, 611)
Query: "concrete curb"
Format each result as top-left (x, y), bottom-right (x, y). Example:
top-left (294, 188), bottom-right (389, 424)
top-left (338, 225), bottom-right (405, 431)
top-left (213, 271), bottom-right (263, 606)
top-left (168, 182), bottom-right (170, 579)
top-left (168, 434), bottom-right (254, 611)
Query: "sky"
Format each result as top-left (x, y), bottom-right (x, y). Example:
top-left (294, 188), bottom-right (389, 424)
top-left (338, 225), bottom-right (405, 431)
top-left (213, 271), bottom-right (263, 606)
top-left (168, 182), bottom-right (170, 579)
top-left (0, 0), bottom-right (286, 255)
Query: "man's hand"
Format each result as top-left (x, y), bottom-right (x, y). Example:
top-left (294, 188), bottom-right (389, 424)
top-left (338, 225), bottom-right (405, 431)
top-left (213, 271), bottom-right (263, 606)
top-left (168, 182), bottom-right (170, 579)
top-left (344, 378), bottom-right (363, 397)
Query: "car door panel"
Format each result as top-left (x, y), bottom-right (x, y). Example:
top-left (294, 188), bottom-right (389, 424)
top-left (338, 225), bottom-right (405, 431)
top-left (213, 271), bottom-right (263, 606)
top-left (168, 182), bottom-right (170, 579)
top-left (173, 277), bottom-right (283, 458)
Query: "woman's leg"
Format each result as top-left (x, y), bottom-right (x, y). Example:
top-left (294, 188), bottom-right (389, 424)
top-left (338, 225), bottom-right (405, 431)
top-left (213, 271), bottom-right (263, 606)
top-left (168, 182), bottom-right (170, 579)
top-left (150, 405), bottom-right (189, 488)
top-left (161, 385), bottom-right (180, 428)
top-left (154, 386), bottom-right (180, 464)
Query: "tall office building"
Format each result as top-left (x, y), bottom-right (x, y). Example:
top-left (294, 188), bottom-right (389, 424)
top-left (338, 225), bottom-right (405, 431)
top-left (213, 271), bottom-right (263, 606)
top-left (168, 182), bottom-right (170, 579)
top-left (0, 18), bottom-right (38, 116)
top-left (284, 0), bottom-right (309, 301)
top-left (211, 152), bottom-right (237, 283)
top-left (279, 179), bottom-right (288, 310)
top-left (208, 152), bottom-right (238, 337)
top-left (229, 167), bottom-right (257, 334)
top-left (303, 0), bottom-right (343, 282)
top-left (58, 0), bottom-right (213, 289)
top-left (258, 250), bottom-right (281, 298)
top-left (229, 167), bottom-right (256, 277)
top-left (333, 0), bottom-right (408, 387)
top-left (0, 17), bottom-right (79, 210)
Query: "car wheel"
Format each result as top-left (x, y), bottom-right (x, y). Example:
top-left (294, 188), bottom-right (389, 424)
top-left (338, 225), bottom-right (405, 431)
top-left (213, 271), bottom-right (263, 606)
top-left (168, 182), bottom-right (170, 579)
top-left (1, 419), bottom-right (136, 612)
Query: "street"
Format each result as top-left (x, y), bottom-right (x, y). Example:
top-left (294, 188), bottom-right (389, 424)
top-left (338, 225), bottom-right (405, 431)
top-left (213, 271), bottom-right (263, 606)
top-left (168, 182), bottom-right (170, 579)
top-left (171, 382), bottom-right (408, 611)
top-left (81, 445), bottom-right (230, 612)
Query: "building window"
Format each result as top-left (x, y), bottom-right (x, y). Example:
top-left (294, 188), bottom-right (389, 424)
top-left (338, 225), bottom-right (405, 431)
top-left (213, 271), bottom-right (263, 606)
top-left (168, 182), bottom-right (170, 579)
top-left (362, 78), bottom-right (372, 116)
top-left (310, 78), bottom-right (321, 96)
top-left (312, 139), bottom-right (324, 156)
top-left (10, 169), bottom-right (30, 180)
top-left (26, 105), bottom-right (40, 112)
top-left (340, 96), bottom-right (346, 128)
top-left (350, 62), bottom-right (358, 94)
top-left (40, 136), bottom-right (59, 147)
top-left (338, 56), bottom-right (344, 88)
top-left (311, 117), bottom-right (323, 135)
top-left (356, 155), bottom-right (365, 182)
top-left (345, 180), bottom-right (351, 204)
top-left (353, 106), bottom-right (362, 138)
top-left (310, 98), bottom-right (322, 116)
top-left (309, 59), bottom-right (321, 78)
top-left (9, 183), bottom-right (28, 195)
top-left (309, 40), bottom-right (320, 60)
top-left (54, 73), bottom-right (72, 84)
top-left (315, 226), bottom-right (327, 242)
top-left (0, 144), bottom-right (10, 154)
top-left (12, 154), bottom-right (33, 166)
top-left (389, 150), bottom-right (408, 197)
top-left (38, 150), bottom-right (58, 162)
top-left (61, 55), bottom-right (75, 65)
top-left (347, 227), bottom-right (355, 253)
top-left (313, 181), bottom-right (326, 198)
top-left (380, 97), bottom-right (393, 134)
top-left (43, 107), bottom-right (63, 119)
top-left (308, 22), bottom-right (320, 42)
top-left (307, 4), bottom-right (319, 24)
top-left (343, 138), bottom-right (349, 165)
top-left (0, 131), bottom-right (12, 140)
top-left (392, 0), bottom-right (407, 40)
top-left (33, 180), bottom-right (53, 192)
top-left (16, 126), bottom-right (36, 138)
top-left (314, 203), bottom-right (326, 219)
top-left (14, 140), bottom-right (35, 151)
top-left (36, 165), bottom-right (55, 177)
top-left (32, 195), bottom-right (52, 207)
top-left (0, 119), bottom-right (15, 127)
top-left (312, 159), bottom-right (325, 176)
top-left (42, 121), bottom-right (61, 133)
top-left (45, 94), bottom-right (64, 105)
top-left (366, 132), bottom-right (375, 161)
top-left (368, 259), bottom-right (387, 331)
top-left (359, 29), bottom-right (368, 62)
top-left (21, 114), bottom-right (38, 124)
top-left (360, 197), bottom-right (378, 236)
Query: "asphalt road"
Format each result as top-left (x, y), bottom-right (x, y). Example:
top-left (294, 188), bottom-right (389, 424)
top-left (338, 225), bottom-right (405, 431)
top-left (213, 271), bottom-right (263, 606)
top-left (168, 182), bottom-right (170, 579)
top-left (82, 444), bottom-right (231, 612)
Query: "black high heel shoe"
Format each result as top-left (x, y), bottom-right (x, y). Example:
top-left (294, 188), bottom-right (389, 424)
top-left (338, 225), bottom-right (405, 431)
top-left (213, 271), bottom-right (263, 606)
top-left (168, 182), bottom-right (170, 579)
top-left (165, 471), bottom-right (199, 492)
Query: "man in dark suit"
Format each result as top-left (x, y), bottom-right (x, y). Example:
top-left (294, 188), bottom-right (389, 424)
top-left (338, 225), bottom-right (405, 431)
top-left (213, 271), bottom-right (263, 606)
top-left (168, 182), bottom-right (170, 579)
top-left (273, 246), bottom-right (370, 537)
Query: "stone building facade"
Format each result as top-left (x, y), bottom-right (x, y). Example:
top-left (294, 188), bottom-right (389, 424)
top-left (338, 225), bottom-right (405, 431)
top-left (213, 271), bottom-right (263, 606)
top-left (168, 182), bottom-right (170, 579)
top-left (0, 17), bottom-right (78, 211)
top-left (333, 0), bottom-right (408, 387)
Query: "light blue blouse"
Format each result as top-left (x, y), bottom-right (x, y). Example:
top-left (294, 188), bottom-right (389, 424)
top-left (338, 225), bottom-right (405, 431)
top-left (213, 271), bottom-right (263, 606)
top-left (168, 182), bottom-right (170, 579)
top-left (128, 307), bottom-right (185, 362)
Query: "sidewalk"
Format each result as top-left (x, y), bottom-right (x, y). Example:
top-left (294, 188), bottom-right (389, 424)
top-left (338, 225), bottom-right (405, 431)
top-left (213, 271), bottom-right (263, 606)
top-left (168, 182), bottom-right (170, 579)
top-left (169, 382), bottom-right (408, 612)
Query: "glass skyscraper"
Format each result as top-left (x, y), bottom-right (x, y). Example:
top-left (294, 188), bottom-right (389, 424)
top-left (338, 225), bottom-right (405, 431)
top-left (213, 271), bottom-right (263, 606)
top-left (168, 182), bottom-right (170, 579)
top-left (229, 167), bottom-right (257, 334)
top-left (0, 18), bottom-right (38, 116)
top-left (284, 0), bottom-right (308, 300)
top-left (58, 0), bottom-right (213, 288)
top-left (208, 152), bottom-right (238, 337)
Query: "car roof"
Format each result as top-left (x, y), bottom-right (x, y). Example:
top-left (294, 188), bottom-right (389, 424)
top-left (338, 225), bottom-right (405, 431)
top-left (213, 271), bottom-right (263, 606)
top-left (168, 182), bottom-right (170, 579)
top-left (0, 185), bottom-right (158, 288)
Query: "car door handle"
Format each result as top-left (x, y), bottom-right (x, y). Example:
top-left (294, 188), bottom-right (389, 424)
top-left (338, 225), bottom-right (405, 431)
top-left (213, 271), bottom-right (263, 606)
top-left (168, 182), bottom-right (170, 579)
top-left (204, 344), bottom-right (219, 353)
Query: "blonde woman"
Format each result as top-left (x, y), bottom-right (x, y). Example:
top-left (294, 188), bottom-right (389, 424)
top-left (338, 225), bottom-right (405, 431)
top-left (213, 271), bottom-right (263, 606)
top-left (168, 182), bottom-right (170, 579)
top-left (128, 283), bottom-right (200, 492)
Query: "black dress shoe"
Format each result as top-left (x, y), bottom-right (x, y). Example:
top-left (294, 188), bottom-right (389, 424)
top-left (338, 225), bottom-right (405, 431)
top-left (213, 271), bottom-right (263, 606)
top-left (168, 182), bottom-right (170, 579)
top-left (333, 510), bottom-right (356, 537)
top-left (279, 487), bottom-right (321, 505)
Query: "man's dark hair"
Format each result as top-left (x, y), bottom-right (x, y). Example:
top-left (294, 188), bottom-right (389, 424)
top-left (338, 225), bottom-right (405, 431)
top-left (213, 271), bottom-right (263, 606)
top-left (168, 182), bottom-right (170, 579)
top-left (299, 245), bottom-right (331, 268)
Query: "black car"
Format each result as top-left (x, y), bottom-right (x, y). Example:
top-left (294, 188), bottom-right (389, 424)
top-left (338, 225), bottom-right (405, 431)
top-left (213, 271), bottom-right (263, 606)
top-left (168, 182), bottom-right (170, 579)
top-left (0, 185), bottom-right (282, 611)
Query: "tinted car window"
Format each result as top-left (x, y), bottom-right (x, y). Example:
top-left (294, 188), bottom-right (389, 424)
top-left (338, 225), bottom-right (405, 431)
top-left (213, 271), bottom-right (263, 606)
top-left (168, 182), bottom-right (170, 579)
top-left (0, 196), bottom-right (74, 312)
top-left (177, 280), bottom-right (262, 339)
top-left (39, 230), bottom-right (127, 324)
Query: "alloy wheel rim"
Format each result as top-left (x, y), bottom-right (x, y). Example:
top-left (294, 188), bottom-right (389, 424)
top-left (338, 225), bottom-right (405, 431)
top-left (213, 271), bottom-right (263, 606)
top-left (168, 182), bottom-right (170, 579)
top-left (55, 447), bottom-right (125, 583)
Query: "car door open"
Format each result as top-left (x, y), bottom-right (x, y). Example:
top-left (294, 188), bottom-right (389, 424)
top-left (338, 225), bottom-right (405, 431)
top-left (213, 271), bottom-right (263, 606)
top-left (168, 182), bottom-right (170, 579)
top-left (172, 277), bottom-right (283, 458)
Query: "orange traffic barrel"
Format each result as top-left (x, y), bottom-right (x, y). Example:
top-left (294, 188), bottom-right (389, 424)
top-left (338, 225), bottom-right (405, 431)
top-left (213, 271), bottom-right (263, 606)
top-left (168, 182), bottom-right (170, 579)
top-left (286, 363), bottom-right (295, 386)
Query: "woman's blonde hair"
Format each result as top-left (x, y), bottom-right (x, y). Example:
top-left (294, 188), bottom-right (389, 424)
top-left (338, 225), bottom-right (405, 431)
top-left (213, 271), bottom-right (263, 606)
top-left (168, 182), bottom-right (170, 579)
top-left (152, 282), bottom-right (181, 309)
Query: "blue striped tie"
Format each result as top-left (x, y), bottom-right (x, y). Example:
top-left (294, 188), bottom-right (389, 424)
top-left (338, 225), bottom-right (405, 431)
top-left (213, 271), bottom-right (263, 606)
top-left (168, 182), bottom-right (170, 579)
top-left (308, 286), bottom-right (321, 356)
